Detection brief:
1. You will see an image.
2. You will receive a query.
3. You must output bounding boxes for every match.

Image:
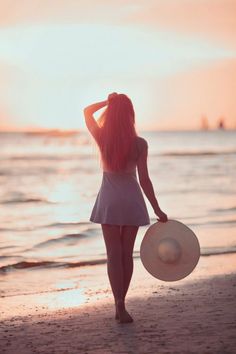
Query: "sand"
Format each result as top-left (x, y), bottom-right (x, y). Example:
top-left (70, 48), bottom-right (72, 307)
top-left (1, 254), bottom-right (236, 354)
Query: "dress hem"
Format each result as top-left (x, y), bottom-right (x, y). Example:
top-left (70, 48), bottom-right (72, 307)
top-left (89, 219), bottom-right (150, 227)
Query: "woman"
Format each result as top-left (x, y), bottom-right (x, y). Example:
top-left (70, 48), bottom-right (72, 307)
top-left (83, 92), bottom-right (168, 324)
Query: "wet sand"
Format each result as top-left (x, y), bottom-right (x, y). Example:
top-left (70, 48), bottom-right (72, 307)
top-left (1, 254), bottom-right (236, 354)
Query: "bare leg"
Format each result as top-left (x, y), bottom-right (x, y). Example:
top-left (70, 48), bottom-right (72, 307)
top-left (101, 224), bottom-right (124, 302)
top-left (121, 225), bottom-right (139, 299)
top-left (101, 224), bottom-right (133, 323)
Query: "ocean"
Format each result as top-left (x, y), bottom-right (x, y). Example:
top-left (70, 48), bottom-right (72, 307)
top-left (0, 130), bottom-right (236, 298)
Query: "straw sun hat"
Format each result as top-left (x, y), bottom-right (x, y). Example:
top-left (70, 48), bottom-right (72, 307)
top-left (140, 220), bottom-right (200, 282)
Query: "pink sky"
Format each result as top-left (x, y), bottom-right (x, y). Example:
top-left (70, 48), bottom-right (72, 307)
top-left (0, 0), bottom-right (235, 131)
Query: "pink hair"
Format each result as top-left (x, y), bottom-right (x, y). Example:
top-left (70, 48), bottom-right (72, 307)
top-left (96, 94), bottom-right (138, 172)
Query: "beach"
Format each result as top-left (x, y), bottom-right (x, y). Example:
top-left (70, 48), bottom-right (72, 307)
top-left (1, 253), bottom-right (236, 354)
top-left (1, 130), bottom-right (236, 353)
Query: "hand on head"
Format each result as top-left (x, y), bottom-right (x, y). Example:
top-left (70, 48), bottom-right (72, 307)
top-left (107, 92), bottom-right (118, 102)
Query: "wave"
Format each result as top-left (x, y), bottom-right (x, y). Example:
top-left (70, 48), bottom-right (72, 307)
top-left (0, 245), bottom-right (18, 250)
top-left (149, 217), bottom-right (236, 227)
top-left (2, 149), bottom-right (236, 162)
top-left (0, 260), bottom-right (60, 272)
top-left (211, 206), bottom-right (236, 213)
top-left (0, 259), bottom-right (107, 273)
top-left (1, 154), bottom-right (94, 161)
top-left (0, 197), bottom-right (52, 205)
top-left (201, 247), bottom-right (236, 256)
top-left (158, 150), bottom-right (236, 157)
top-left (43, 221), bottom-right (90, 228)
top-left (1, 247), bottom-right (236, 273)
top-left (1, 218), bottom-right (235, 233)
top-left (187, 219), bottom-right (236, 227)
top-left (0, 221), bottom-right (91, 233)
top-left (32, 232), bottom-right (90, 248)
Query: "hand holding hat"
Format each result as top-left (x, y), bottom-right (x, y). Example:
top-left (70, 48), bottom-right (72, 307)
top-left (154, 206), bottom-right (168, 223)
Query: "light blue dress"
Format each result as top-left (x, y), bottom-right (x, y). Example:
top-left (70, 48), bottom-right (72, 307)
top-left (90, 137), bottom-right (150, 226)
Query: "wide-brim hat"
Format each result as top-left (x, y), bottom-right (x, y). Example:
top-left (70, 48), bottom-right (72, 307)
top-left (140, 220), bottom-right (200, 282)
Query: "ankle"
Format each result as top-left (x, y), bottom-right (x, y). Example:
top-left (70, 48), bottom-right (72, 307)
top-left (115, 299), bottom-right (125, 308)
top-left (115, 297), bottom-right (125, 304)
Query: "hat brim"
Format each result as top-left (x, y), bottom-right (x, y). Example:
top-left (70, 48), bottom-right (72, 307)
top-left (140, 220), bottom-right (200, 282)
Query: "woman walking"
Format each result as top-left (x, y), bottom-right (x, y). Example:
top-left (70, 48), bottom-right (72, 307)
top-left (83, 93), bottom-right (168, 324)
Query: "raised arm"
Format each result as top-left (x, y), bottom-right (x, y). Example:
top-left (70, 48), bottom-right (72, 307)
top-left (83, 100), bottom-right (107, 139)
top-left (137, 138), bottom-right (168, 223)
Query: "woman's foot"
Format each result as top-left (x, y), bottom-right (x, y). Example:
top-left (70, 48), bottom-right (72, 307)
top-left (115, 300), bottom-right (133, 323)
top-left (117, 309), bottom-right (133, 323)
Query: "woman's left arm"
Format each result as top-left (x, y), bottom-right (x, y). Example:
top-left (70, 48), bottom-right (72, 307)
top-left (83, 100), bottom-right (107, 138)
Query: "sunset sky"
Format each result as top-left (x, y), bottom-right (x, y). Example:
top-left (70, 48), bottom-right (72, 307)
top-left (0, 0), bottom-right (236, 131)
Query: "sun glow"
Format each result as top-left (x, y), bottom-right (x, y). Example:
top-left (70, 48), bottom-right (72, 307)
top-left (0, 2), bottom-right (236, 131)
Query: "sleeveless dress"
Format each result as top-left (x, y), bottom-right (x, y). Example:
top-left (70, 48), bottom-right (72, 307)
top-left (90, 136), bottom-right (150, 226)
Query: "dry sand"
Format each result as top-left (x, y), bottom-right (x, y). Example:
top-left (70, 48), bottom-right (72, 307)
top-left (1, 254), bottom-right (236, 354)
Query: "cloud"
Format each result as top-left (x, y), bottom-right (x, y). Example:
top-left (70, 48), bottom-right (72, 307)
top-left (124, 0), bottom-right (236, 50)
top-left (0, 1), bottom-right (235, 49)
top-left (1, 23), bottom-right (233, 80)
top-left (0, 22), bottom-right (235, 130)
top-left (0, 61), bottom-right (25, 127)
top-left (148, 58), bottom-right (236, 130)
top-left (0, 0), bottom-right (127, 27)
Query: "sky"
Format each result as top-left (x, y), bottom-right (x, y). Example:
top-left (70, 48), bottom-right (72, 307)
top-left (0, 0), bottom-right (236, 131)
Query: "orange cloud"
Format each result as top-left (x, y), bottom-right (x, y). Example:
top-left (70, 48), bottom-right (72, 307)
top-left (147, 58), bottom-right (236, 130)
top-left (0, 1), bottom-right (235, 50)
top-left (125, 0), bottom-right (236, 50)
top-left (0, 0), bottom-right (120, 27)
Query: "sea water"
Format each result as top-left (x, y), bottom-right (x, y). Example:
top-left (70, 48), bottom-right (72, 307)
top-left (0, 130), bottom-right (236, 297)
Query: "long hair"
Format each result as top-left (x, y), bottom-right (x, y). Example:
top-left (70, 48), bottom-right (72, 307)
top-left (96, 94), bottom-right (138, 172)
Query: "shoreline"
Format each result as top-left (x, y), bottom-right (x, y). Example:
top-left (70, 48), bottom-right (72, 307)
top-left (1, 253), bottom-right (236, 353)
top-left (1, 253), bottom-right (236, 314)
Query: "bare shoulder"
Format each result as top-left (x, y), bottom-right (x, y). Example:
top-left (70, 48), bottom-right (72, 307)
top-left (136, 136), bottom-right (148, 153)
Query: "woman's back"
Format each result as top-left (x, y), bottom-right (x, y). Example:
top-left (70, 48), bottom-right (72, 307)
top-left (102, 136), bottom-right (147, 173)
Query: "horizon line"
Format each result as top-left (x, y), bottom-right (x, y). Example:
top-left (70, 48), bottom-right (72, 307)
top-left (0, 127), bottom-right (234, 134)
